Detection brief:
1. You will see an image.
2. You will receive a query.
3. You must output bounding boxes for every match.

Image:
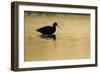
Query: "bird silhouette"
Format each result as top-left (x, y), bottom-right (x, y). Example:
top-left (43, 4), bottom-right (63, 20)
top-left (36, 22), bottom-right (60, 35)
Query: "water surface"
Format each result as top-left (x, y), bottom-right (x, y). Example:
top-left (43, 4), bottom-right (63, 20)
top-left (24, 12), bottom-right (90, 61)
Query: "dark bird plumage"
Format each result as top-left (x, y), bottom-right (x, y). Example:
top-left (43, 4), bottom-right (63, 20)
top-left (36, 22), bottom-right (58, 35)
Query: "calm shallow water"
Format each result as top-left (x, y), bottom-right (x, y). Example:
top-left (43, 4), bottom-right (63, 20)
top-left (24, 12), bottom-right (90, 61)
top-left (24, 33), bottom-right (90, 61)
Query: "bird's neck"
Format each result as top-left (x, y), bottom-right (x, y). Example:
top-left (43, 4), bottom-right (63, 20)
top-left (53, 26), bottom-right (56, 28)
top-left (53, 26), bottom-right (56, 30)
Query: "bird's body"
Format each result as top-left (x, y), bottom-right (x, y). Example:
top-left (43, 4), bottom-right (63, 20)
top-left (36, 22), bottom-right (58, 35)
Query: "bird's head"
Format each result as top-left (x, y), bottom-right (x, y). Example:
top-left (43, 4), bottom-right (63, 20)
top-left (53, 22), bottom-right (61, 29)
top-left (53, 22), bottom-right (58, 26)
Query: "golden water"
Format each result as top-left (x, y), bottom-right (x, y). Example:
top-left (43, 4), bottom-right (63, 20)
top-left (24, 12), bottom-right (90, 61)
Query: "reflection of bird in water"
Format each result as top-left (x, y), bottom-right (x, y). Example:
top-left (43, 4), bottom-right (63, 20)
top-left (39, 35), bottom-right (56, 40)
top-left (36, 22), bottom-right (60, 35)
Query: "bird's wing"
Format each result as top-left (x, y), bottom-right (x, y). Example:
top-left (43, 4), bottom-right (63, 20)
top-left (36, 26), bottom-right (50, 31)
